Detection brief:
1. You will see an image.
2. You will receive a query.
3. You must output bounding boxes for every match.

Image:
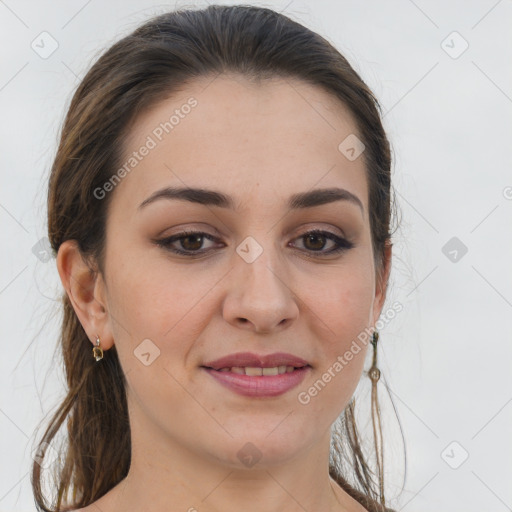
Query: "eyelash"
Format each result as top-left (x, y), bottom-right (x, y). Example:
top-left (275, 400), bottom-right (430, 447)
top-left (154, 229), bottom-right (354, 257)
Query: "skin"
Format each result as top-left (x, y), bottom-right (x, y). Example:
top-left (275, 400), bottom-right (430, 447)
top-left (57, 74), bottom-right (391, 512)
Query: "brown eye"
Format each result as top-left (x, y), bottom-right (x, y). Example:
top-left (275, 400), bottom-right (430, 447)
top-left (154, 229), bottom-right (353, 258)
top-left (180, 233), bottom-right (204, 251)
top-left (303, 232), bottom-right (328, 251)
top-left (154, 231), bottom-right (220, 256)
top-left (291, 229), bottom-right (354, 256)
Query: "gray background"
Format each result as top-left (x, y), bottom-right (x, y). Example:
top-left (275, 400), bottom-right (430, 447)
top-left (1, 0), bottom-right (511, 510)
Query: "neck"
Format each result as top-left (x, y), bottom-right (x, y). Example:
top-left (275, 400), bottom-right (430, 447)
top-left (94, 408), bottom-right (355, 511)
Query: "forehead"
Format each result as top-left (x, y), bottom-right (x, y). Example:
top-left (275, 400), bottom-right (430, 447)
top-left (110, 74), bottom-right (368, 220)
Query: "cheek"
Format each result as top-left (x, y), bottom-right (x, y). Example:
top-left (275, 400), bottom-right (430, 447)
top-left (106, 250), bottom-right (220, 362)
top-left (305, 264), bottom-right (375, 338)
top-left (107, 244), bottom-right (182, 326)
top-left (298, 268), bottom-right (374, 408)
top-left (106, 261), bottom-right (205, 413)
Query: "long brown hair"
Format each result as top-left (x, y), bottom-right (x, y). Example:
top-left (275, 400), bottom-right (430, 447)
top-left (32, 5), bottom-right (401, 511)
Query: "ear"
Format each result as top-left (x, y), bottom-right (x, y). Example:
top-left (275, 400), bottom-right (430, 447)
top-left (372, 241), bottom-right (392, 326)
top-left (56, 240), bottom-right (114, 351)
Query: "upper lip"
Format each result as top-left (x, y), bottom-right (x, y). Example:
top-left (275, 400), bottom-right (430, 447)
top-left (202, 352), bottom-right (311, 370)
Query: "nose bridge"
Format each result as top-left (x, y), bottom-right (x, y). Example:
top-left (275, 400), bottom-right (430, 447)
top-left (235, 233), bottom-right (289, 298)
top-left (224, 232), bottom-right (299, 332)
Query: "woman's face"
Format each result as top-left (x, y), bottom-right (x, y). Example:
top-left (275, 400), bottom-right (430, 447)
top-left (96, 74), bottom-right (390, 468)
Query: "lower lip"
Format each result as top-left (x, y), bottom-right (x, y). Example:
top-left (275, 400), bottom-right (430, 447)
top-left (202, 367), bottom-right (310, 397)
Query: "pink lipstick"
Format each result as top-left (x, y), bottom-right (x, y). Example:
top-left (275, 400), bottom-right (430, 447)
top-left (201, 351), bottom-right (311, 398)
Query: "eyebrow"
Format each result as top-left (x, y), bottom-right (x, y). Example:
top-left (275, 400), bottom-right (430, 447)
top-left (138, 186), bottom-right (364, 215)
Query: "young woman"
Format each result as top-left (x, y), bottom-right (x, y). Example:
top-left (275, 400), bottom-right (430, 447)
top-left (32, 5), bottom-right (400, 511)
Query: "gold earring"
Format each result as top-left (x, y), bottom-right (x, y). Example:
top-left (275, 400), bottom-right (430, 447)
top-left (369, 330), bottom-right (385, 505)
top-left (93, 334), bottom-right (104, 361)
top-left (369, 330), bottom-right (381, 383)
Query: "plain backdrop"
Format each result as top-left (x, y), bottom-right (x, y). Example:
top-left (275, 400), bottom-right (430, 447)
top-left (1, 1), bottom-right (511, 511)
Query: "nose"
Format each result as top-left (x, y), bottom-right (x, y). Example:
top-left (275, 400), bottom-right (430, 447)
top-left (222, 245), bottom-right (299, 334)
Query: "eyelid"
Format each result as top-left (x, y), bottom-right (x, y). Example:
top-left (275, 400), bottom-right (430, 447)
top-left (287, 222), bottom-right (347, 240)
top-left (158, 221), bottom-right (347, 242)
top-left (153, 227), bottom-right (354, 257)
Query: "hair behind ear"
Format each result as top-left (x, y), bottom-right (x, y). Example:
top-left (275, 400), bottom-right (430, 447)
top-left (31, 295), bottom-right (130, 511)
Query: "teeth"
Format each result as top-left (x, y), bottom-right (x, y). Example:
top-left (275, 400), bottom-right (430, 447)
top-left (245, 367), bottom-right (263, 376)
top-left (217, 365), bottom-right (297, 375)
